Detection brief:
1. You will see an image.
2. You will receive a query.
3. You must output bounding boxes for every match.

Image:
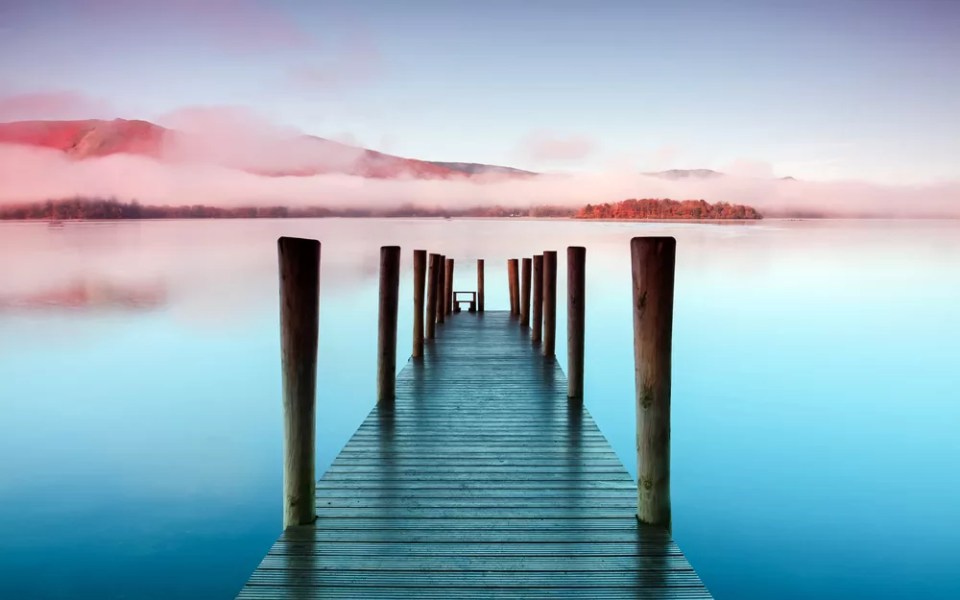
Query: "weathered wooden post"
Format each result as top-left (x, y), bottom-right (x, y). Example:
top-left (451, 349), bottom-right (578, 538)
top-left (412, 249), bottom-right (426, 358)
top-left (520, 257), bottom-right (532, 327)
top-left (631, 236), bottom-right (675, 530)
top-left (278, 236), bottom-right (320, 528)
top-left (437, 254), bottom-right (446, 324)
top-left (567, 246), bottom-right (586, 399)
top-left (507, 258), bottom-right (519, 316)
top-left (377, 246), bottom-right (401, 403)
top-left (426, 253), bottom-right (440, 339)
top-left (445, 257), bottom-right (455, 316)
top-left (532, 254), bottom-right (543, 343)
top-left (542, 250), bottom-right (557, 356)
top-left (477, 259), bottom-right (485, 312)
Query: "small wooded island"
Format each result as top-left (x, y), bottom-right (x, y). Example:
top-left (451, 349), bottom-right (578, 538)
top-left (0, 197), bottom-right (762, 220)
top-left (576, 198), bottom-right (762, 220)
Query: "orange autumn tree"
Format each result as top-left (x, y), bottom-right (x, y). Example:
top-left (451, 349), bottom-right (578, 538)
top-left (576, 199), bottom-right (761, 220)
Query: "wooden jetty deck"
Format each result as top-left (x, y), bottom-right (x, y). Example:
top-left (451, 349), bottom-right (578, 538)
top-left (237, 308), bottom-right (711, 599)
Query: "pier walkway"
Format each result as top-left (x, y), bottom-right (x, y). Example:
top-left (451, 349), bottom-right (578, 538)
top-left (236, 310), bottom-right (711, 599)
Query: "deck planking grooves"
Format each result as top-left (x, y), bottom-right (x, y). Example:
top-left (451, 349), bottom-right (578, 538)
top-left (237, 311), bottom-right (710, 599)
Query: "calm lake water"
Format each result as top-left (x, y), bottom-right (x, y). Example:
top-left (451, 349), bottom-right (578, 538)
top-left (1, 218), bottom-right (958, 599)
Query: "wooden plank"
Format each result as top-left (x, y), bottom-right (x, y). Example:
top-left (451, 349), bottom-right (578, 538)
top-left (269, 541), bottom-right (683, 557)
top-left (243, 570), bottom-right (706, 586)
top-left (256, 555), bottom-right (695, 570)
top-left (236, 311), bottom-right (710, 599)
top-left (303, 518), bottom-right (660, 529)
top-left (239, 590), bottom-right (712, 600)
top-left (239, 587), bottom-right (712, 600)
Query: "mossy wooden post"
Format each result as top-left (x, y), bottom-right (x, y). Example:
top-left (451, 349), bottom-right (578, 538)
top-left (477, 259), bottom-right (485, 312)
top-left (445, 257), bottom-right (455, 316)
top-left (520, 257), bottom-right (532, 327)
top-left (532, 254), bottom-right (543, 343)
top-left (437, 254), bottom-right (446, 325)
top-left (412, 249), bottom-right (426, 358)
top-left (542, 250), bottom-right (557, 356)
top-left (278, 236), bottom-right (320, 528)
top-left (426, 253), bottom-right (441, 339)
top-left (567, 246), bottom-right (586, 399)
top-left (378, 246), bottom-right (401, 403)
top-left (631, 236), bottom-right (675, 530)
top-left (507, 258), bottom-right (520, 316)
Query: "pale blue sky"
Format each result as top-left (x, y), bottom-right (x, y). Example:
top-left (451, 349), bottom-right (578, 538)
top-left (1, 0), bottom-right (958, 182)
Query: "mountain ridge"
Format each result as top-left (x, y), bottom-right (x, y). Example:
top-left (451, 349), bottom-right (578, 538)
top-left (0, 118), bottom-right (526, 180)
top-left (0, 118), bottom-right (795, 182)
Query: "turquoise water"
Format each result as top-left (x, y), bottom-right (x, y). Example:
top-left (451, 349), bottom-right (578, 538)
top-left (1, 218), bottom-right (958, 599)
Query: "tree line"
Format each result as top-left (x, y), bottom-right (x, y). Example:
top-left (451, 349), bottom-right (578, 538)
top-left (0, 197), bottom-right (761, 220)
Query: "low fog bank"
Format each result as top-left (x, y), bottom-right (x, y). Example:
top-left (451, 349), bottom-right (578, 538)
top-left (1, 143), bottom-right (958, 218)
top-left (156, 107), bottom-right (370, 174)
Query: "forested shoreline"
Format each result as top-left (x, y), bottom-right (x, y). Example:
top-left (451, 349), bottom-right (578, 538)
top-left (0, 197), bottom-right (762, 220)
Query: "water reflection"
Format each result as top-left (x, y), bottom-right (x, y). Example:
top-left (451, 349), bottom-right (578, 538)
top-left (0, 278), bottom-right (165, 310)
top-left (1, 219), bottom-right (959, 599)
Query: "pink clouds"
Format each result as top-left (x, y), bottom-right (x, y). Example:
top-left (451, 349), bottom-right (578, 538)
top-left (518, 131), bottom-right (597, 163)
top-left (0, 107), bottom-right (957, 217)
top-left (0, 91), bottom-right (112, 121)
top-left (155, 105), bottom-right (367, 174)
top-left (1, 140), bottom-right (959, 217)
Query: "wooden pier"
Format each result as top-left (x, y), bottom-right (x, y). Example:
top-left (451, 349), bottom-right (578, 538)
top-left (237, 240), bottom-right (711, 599)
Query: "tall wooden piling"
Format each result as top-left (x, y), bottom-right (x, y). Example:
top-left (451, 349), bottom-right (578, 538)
top-left (520, 257), bottom-right (532, 327)
top-left (445, 258), bottom-right (455, 316)
top-left (630, 236), bottom-right (675, 530)
top-left (477, 259), bottom-right (485, 312)
top-left (542, 250), bottom-right (557, 356)
top-left (437, 254), bottom-right (446, 324)
top-left (532, 254), bottom-right (543, 343)
top-left (567, 246), bottom-right (586, 399)
top-left (377, 246), bottom-right (401, 403)
top-left (277, 236), bottom-right (320, 528)
top-left (426, 253), bottom-right (440, 339)
top-left (507, 258), bottom-right (520, 316)
top-left (412, 249), bottom-right (426, 358)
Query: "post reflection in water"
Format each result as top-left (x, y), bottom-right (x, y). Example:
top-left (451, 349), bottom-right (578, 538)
top-left (1, 219), bottom-right (958, 599)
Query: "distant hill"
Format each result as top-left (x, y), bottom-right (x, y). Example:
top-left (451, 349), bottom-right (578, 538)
top-left (430, 161), bottom-right (537, 177)
top-left (0, 118), bottom-right (166, 158)
top-left (0, 118), bottom-right (528, 180)
top-left (0, 119), bottom-right (802, 184)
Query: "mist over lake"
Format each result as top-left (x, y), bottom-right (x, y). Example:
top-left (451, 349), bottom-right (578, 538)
top-left (1, 218), bottom-right (958, 599)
